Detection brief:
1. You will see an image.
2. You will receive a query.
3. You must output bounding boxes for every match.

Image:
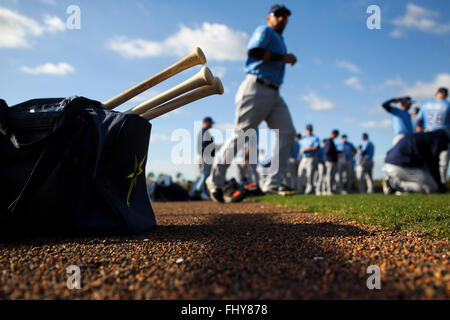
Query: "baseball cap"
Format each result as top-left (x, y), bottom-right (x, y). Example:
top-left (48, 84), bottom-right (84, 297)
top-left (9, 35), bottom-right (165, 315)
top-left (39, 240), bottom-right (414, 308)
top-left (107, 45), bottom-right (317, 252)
top-left (362, 133), bottom-right (369, 139)
top-left (269, 4), bottom-right (291, 16)
top-left (342, 134), bottom-right (348, 139)
top-left (306, 124), bottom-right (313, 131)
top-left (400, 96), bottom-right (414, 104)
top-left (203, 117), bottom-right (214, 124)
top-left (437, 87), bottom-right (448, 96)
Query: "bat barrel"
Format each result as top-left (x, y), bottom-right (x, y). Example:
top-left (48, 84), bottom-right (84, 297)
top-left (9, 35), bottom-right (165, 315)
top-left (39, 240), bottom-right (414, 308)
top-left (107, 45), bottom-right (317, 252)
top-left (103, 47), bottom-right (206, 110)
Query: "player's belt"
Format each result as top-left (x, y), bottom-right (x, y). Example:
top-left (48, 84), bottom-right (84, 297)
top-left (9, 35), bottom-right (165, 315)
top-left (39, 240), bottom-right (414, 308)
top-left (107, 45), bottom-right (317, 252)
top-left (256, 77), bottom-right (279, 91)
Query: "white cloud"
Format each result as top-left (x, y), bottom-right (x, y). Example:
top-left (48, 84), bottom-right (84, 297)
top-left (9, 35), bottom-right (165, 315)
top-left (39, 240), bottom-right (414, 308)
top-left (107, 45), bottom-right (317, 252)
top-left (391, 3), bottom-right (450, 36)
top-left (342, 117), bottom-right (355, 123)
top-left (381, 76), bottom-right (405, 88)
top-left (302, 92), bottom-right (336, 111)
top-left (0, 7), bottom-right (65, 48)
top-left (130, 89), bottom-right (159, 103)
top-left (336, 60), bottom-right (360, 73)
top-left (20, 62), bottom-right (74, 75)
top-left (344, 77), bottom-right (364, 91)
top-left (402, 73), bottom-right (450, 99)
top-left (40, 0), bottom-right (57, 5)
top-left (43, 15), bottom-right (66, 32)
top-left (0, 7), bottom-right (43, 48)
top-left (150, 133), bottom-right (170, 143)
top-left (107, 22), bottom-right (249, 61)
top-left (389, 28), bottom-right (405, 38)
top-left (360, 119), bottom-right (392, 128)
top-left (210, 66), bottom-right (227, 78)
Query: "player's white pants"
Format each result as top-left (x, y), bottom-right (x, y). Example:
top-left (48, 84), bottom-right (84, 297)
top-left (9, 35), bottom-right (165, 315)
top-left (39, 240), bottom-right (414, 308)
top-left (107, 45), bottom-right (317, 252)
top-left (297, 157), bottom-right (317, 194)
top-left (382, 163), bottom-right (438, 194)
top-left (336, 159), bottom-right (355, 193)
top-left (356, 159), bottom-right (374, 194)
top-left (439, 129), bottom-right (450, 184)
top-left (324, 161), bottom-right (337, 195)
top-left (235, 163), bottom-right (259, 186)
top-left (392, 134), bottom-right (405, 146)
top-left (315, 162), bottom-right (325, 195)
top-left (209, 75), bottom-right (296, 191)
top-left (284, 157), bottom-right (300, 190)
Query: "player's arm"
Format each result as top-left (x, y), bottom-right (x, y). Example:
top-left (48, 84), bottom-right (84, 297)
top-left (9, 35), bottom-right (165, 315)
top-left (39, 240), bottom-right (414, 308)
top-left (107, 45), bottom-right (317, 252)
top-left (382, 98), bottom-right (398, 113)
top-left (248, 48), bottom-right (297, 65)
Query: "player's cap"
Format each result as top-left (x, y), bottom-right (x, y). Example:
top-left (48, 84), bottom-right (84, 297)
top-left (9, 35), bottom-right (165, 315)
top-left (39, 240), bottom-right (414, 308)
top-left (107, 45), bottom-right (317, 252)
top-left (362, 133), bottom-right (369, 139)
top-left (400, 96), bottom-right (414, 104)
top-left (437, 87), bottom-right (448, 96)
top-left (203, 117), bottom-right (214, 124)
top-left (306, 124), bottom-right (313, 131)
top-left (332, 129), bottom-right (339, 136)
top-left (342, 134), bottom-right (348, 139)
top-left (269, 4), bottom-right (291, 16)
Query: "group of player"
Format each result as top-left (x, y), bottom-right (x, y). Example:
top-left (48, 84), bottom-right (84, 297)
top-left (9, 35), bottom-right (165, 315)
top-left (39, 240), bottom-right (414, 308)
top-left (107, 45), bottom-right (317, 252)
top-left (194, 4), bottom-right (449, 203)
top-left (282, 127), bottom-right (375, 196)
top-left (380, 87), bottom-right (449, 194)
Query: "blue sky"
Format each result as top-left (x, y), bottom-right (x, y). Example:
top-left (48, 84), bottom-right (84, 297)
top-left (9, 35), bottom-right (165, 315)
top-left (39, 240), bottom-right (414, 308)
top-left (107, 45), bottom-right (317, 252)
top-left (1, 0), bottom-right (449, 180)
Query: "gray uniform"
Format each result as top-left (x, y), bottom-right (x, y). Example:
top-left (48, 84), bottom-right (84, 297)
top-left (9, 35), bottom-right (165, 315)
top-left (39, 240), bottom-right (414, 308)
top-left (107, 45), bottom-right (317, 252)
top-left (209, 75), bottom-right (296, 191)
top-left (382, 163), bottom-right (437, 193)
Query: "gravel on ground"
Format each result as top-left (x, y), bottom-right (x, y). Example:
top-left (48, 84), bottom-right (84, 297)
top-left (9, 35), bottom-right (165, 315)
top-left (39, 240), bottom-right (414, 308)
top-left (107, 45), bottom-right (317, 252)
top-left (0, 201), bottom-right (448, 299)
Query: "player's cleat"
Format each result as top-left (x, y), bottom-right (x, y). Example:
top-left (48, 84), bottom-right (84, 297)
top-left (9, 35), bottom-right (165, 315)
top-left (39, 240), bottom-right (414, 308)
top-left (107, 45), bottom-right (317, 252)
top-left (382, 176), bottom-right (394, 195)
top-left (278, 185), bottom-right (297, 196)
top-left (205, 176), bottom-right (224, 203)
top-left (244, 183), bottom-right (265, 197)
top-left (263, 184), bottom-right (296, 196)
top-left (223, 179), bottom-right (246, 203)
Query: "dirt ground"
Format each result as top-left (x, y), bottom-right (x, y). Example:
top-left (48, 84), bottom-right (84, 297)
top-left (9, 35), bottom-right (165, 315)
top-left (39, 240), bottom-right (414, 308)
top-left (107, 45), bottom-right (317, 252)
top-left (0, 201), bottom-right (448, 299)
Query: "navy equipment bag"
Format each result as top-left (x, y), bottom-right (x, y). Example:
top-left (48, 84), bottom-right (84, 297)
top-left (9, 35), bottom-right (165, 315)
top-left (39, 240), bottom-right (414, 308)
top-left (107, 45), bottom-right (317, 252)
top-left (0, 96), bottom-right (156, 237)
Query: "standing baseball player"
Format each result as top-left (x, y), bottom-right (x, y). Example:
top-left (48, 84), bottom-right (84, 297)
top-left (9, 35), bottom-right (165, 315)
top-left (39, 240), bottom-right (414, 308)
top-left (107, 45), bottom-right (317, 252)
top-left (284, 134), bottom-right (302, 190)
top-left (357, 133), bottom-right (375, 194)
top-left (382, 96), bottom-right (415, 145)
top-left (315, 139), bottom-right (327, 195)
top-left (414, 87), bottom-right (450, 184)
top-left (336, 134), bottom-right (356, 194)
top-left (323, 130), bottom-right (339, 195)
top-left (297, 124), bottom-right (320, 194)
top-left (206, 4), bottom-right (297, 202)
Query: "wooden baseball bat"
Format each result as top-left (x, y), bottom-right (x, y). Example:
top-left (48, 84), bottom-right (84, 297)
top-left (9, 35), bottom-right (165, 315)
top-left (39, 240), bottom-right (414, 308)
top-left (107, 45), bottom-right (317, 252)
top-left (141, 77), bottom-right (224, 120)
top-left (103, 47), bottom-right (206, 110)
top-left (128, 67), bottom-right (214, 115)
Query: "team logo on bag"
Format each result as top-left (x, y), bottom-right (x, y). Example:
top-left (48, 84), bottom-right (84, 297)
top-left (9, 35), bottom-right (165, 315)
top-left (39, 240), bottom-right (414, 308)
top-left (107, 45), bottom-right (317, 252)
top-left (126, 154), bottom-right (146, 207)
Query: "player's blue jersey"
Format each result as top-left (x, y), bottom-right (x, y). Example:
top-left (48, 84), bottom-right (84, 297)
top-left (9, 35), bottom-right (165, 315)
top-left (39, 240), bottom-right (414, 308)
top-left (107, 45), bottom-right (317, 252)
top-left (417, 98), bottom-right (450, 131)
top-left (337, 142), bottom-right (356, 161)
top-left (318, 147), bottom-right (326, 162)
top-left (300, 135), bottom-right (320, 158)
top-left (361, 141), bottom-right (375, 161)
top-left (389, 107), bottom-right (414, 134)
top-left (290, 140), bottom-right (300, 158)
top-left (245, 25), bottom-right (287, 85)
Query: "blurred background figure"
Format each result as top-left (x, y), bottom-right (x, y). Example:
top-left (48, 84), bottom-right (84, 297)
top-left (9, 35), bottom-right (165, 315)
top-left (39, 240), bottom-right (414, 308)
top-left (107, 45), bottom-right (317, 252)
top-left (336, 134), bottom-right (356, 194)
top-left (357, 133), bottom-right (375, 194)
top-left (382, 96), bottom-right (415, 145)
top-left (323, 129), bottom-right (339, 195)
top-left (284, 133), bottom-right (302, 190)
top-left (315, 139), bottom-right (327, 195)
top-left (197, 117), bottom-right (216, 177)
top-left (297, 124), bottom-right (320, 194)
top-left (414, 87), bottom-right (450, 184)
top-left (382, 130), bottom-right (449, 194)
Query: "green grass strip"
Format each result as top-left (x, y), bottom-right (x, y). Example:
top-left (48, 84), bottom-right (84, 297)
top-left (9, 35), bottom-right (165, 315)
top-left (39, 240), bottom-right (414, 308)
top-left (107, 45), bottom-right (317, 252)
top-left (250, 194), bottom-right (450, 239)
